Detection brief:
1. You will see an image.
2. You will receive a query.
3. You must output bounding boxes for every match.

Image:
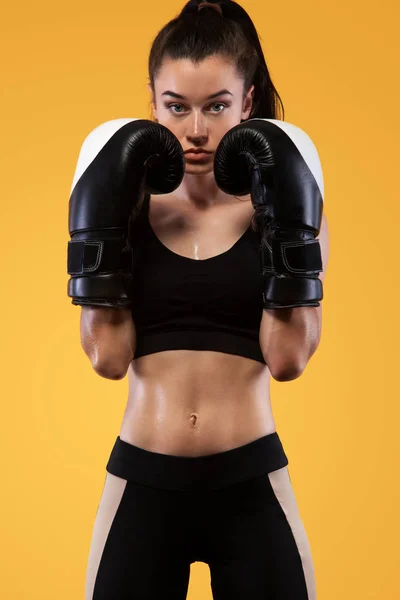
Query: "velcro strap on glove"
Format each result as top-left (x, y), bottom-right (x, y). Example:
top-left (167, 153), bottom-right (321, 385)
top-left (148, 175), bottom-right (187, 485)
top-left (270, 238), bottom-right (322, 276)
top-left (67, 239), bottom-right (132, 275)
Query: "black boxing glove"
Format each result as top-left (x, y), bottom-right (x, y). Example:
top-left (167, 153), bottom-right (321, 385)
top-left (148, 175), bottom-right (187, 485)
top-left (67, 118), bottom-right (185, 308)
top-left (214, 118), bottom-right (324, 309)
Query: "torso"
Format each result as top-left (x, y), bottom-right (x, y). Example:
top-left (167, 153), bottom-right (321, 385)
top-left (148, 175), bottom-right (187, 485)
top-left (119, 192), bottom-right (275, 457)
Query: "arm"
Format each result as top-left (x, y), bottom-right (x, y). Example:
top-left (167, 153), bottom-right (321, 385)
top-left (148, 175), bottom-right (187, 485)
top-left (214, 118), bottom-right (328, 383)
top-left (259, 212), bottom-right (330, 381)
top-left (80, 307), bottom-right (136, 380)
top-left (67, 119), bottom-right (184, 380)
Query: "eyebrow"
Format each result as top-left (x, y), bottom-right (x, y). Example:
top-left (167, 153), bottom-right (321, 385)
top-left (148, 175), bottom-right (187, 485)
top-left (161, 89), bottom-right (233, 100)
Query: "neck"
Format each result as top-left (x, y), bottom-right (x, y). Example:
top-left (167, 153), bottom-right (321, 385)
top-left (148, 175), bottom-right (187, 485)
top-left (175, 172), bottom-right (234, 210)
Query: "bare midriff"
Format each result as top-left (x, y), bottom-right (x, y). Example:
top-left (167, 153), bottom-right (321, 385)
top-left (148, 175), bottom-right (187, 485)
top-left (119, 350), bottom-right (275, 457)
top-left (118, 193), bottom-right (275, 457)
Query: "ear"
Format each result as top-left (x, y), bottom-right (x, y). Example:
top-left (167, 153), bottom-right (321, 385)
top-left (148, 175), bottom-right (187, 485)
top-left (147, 83), bottom-right (158, 121)
top-left (241, 84), bottom-right (254, 120)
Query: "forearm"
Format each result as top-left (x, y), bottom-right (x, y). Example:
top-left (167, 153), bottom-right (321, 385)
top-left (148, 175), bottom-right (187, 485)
top-left (260, 212), bottom-right (329, 382)
top-left (259, 305), bottom-right (322, 381)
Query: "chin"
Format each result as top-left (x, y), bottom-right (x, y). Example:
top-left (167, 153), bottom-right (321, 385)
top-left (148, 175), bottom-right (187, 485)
top-left (184, 164), bottom-right (214, 175)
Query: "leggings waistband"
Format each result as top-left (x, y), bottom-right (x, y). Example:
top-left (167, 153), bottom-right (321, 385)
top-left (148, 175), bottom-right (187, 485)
top-left (106, 432), bottom-right (289, 492)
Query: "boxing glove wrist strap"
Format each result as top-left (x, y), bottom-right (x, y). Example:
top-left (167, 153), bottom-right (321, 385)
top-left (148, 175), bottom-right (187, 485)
top-left (67, 237), bottom-right (132, 274)
top-left (67, 237), bottom-right (133, 307)
top-left (269, 237), bottom-right (322, 277)
top-left (261, 227), bottom-right (323, 309)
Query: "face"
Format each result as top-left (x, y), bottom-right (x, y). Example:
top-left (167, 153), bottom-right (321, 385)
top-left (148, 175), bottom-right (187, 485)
top-left (150, 54), bottom-right (254, 175)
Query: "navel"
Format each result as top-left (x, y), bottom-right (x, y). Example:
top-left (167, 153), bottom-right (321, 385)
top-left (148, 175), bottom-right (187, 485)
top-left (189, 412), bottom-right (199, 427)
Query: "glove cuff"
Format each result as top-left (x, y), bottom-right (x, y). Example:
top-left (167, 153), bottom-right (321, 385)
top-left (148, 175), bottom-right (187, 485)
top-left (68, 273), bottom-right (132, 308)
top-left (263, 275), bottom-right (323, 309)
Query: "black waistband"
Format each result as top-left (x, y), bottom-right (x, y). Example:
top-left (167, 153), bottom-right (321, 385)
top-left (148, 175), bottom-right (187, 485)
top-left (106, 431), bottom-right (289, 492)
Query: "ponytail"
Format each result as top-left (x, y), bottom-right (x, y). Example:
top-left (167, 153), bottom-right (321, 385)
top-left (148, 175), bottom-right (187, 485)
top-left (148, 0), bottom-right (284, 120)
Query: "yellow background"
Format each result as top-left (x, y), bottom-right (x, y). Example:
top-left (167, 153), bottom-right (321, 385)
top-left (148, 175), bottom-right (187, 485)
top-left (1, 0), bottom-right (399, 598)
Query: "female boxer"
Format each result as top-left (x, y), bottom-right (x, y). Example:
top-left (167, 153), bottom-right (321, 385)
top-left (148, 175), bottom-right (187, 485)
top-left (69, 1), bottom-right (329, 598)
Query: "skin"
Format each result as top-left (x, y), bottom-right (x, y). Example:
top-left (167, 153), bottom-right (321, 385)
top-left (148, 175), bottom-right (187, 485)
top-left (81, 54), bottom-right (329, 457)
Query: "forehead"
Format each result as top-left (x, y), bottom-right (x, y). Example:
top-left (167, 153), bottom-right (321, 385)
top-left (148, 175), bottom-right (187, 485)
top-left (154, 55), bottom-right (243, 97)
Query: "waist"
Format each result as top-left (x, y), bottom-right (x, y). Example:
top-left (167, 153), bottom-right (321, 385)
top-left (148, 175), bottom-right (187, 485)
top-left (120, 352), bottom-right (274, 456)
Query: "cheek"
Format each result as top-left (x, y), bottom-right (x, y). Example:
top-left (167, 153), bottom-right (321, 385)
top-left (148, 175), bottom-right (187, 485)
top-left (154, 109), bottom-right (184, 136)
top-left (211, 109), bottom-right (243, 138)
top-left (220, 102), bottom-right (245, 125)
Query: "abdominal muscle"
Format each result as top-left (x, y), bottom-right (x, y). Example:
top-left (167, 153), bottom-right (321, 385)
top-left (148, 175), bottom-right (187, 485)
top-left (119, 349), bottom-right (275, 457)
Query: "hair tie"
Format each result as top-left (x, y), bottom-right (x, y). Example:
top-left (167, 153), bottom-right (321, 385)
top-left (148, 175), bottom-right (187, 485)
top-left (198, 1), bottom-right (223, 16)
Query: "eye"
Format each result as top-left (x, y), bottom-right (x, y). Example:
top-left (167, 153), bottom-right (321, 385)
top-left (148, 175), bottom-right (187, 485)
top-left (208, 102), bottom-right (226, 113)
top-left (168, 103), bottom-right (187, 114)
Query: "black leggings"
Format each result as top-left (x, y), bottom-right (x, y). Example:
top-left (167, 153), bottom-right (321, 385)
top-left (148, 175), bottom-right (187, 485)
top-left (85, 432), bottom-right (316, 599)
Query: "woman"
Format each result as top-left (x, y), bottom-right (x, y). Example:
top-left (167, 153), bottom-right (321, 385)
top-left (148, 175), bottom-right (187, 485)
top-left (73, 1), bottom-right (329, 598)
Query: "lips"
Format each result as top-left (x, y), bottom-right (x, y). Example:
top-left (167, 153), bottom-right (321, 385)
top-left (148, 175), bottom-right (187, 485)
top-left (184, 148), bottom-right (213, 162)
top-left (184, 148), bottom-right (212, 154)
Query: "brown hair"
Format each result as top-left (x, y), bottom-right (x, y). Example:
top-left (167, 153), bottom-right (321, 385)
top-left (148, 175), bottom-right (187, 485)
top-left (148, 0), bottom-right (284, 121)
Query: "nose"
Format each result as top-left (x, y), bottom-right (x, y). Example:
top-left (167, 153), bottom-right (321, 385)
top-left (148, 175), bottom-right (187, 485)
top-left (185, 110), bottom-right (208, 145)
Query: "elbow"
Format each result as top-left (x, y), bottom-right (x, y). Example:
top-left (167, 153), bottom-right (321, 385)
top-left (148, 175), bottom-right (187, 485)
top-left (93, 358), bottom-right (131, 381)
top-left (79, 307), bottom-right (136, 380)
top-left (268, 333), bottom-right (320, 382)
top-left (269, 358), bottom-right (306, 382)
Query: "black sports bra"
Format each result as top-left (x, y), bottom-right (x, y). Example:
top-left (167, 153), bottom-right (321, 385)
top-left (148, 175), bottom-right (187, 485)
top-left (130, 193), bottom-right (266, 364)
